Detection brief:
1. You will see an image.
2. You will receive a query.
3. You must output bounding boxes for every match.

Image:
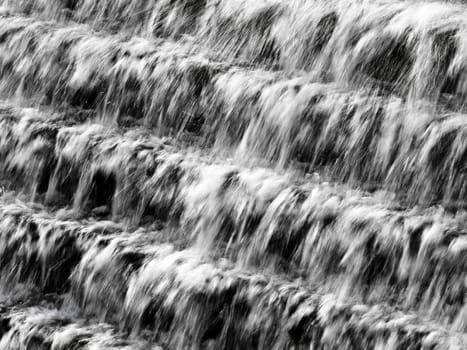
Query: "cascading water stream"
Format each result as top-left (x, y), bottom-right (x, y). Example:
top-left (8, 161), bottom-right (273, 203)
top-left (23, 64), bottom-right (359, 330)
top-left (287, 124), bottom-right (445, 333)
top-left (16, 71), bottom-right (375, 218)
top-left (0, 0), bottom-right (464, 349)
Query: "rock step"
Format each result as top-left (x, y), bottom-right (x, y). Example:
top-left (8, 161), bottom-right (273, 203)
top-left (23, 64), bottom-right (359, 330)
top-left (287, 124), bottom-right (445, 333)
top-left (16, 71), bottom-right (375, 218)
top-left (0, 109), bottom-right (465, 327)
top-left (0, 16), bottom-right (465, 205)
top-left (0, 295), bottom-right (160, 349)
top-left (2, 0), bottom-right (467, 107)
top-left (0, 197), bottom-right (464, 349)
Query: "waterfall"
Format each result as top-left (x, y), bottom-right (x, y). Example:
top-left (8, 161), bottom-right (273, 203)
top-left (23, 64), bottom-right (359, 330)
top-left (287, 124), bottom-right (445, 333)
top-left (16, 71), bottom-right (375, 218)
top-left (0, 1), bottom-right (464, 349)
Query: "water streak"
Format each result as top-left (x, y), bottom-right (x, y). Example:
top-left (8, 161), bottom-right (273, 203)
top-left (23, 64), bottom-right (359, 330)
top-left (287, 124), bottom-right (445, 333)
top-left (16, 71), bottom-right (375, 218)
top-left (0, 0), bottom-right (465, 348)
top-left (0, 106), bottom-right (465, 330)
top-left (0, 197), bottom-right (464, 349)
top-left (0, 19), bottom-right (464, 205)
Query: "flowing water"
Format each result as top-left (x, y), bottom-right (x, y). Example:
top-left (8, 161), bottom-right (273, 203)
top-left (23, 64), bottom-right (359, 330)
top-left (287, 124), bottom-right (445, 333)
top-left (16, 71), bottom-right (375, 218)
top-left (0, 0), bottom-right (464, 349)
